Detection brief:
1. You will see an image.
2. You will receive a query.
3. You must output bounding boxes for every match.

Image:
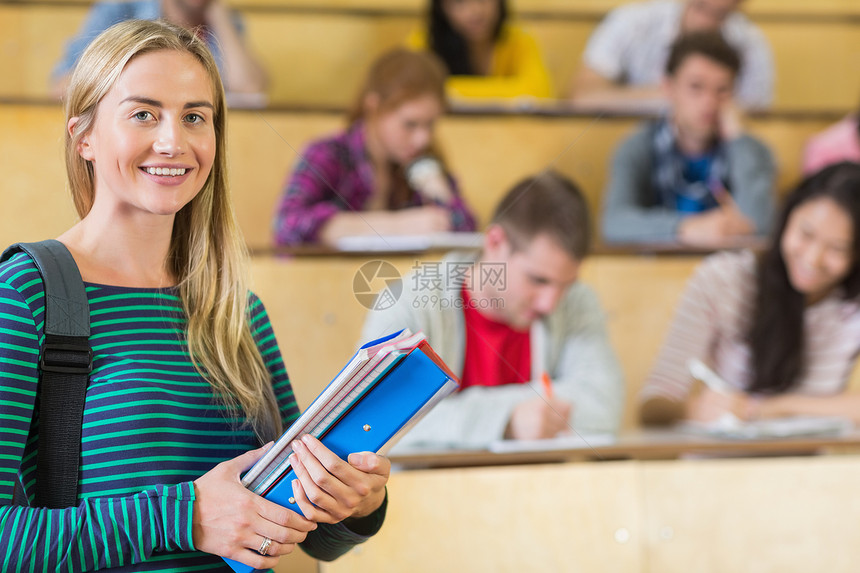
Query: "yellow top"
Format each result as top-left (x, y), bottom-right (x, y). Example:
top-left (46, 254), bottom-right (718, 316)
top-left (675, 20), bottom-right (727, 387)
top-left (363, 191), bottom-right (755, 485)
top-left (406, 24), bottom-right (554, 100)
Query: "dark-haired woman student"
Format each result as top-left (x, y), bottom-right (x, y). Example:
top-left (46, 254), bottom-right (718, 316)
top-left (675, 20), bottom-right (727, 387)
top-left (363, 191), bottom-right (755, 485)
top-left (640, 162), bottom-right (860, 426)
top-left (407, 0), bottom-right (553, 100)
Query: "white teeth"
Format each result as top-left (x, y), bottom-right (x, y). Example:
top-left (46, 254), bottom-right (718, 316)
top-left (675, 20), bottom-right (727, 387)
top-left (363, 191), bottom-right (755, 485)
top-left (145, 167), bottom-right (186, 176)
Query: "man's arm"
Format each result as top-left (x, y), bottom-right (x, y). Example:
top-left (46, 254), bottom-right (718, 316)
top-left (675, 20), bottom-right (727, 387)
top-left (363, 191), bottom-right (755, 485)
top-left (392, 381), bottom-right (547, 449)
top-left (547, 284), bottom-right (625, 435)
top-left (568, 3), bottom-right (664, 110)
top-left (601, 129), bottom-right (685, 243)
top-left (725, 135), bottom-right (776, 235)
top-left (205, 1), bottom-right (268, 94)
top-left (51, 2), bottom-right (141, 98)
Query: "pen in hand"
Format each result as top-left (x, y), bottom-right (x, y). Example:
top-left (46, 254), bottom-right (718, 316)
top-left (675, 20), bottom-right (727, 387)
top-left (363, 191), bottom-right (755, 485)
top-left (687, 358), bottom-right (734, 395)
top-left (541, 371), bottom-right (555, 400)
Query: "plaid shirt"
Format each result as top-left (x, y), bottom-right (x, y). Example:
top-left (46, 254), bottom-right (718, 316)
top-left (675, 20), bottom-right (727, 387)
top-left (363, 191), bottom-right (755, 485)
top-left (273, 123), bottom-right (476, 245)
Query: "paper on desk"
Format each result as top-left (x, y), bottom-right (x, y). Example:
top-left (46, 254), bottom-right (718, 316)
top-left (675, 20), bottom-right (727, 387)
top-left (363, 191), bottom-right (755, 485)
top-left (335, 232), bottom-right (484, 252)
top-left (679, 414), bottom-right (854, 440)
top-left (488, 432), bottom-right (616, 453)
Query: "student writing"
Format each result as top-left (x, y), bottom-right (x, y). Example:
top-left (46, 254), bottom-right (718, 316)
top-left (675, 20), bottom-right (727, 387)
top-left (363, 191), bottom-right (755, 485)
top-left (640, 162), bottom-right (860, 426)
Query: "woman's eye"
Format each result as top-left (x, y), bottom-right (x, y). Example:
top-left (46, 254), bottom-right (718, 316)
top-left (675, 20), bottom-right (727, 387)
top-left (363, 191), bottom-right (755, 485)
top-left (185, 113), bottom-right (203, 124)
top-left (134, 111), bottom-right (152, 121)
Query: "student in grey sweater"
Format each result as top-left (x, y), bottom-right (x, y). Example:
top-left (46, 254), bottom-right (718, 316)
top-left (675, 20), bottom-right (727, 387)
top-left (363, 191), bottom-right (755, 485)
top-left (361, 172), bottom-right (624, 450)
top-left (601, 31), bottom-right (775, 245)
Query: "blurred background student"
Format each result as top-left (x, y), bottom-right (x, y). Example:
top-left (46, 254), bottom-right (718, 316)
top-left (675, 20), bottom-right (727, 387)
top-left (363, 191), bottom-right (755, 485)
top-left (640, 162), bottom-right (860, 427)
top-left (361, 172), bottom-right (624, 449)
top-left (601, 31), bottom-right (774, 246)
top-left (569, 0), bottom-right (773, 110)
top-left (51, 0), bottom-right (268, 99)
top-left (273, 48), bottom-right (476, 247)
top-left (406, 0), bottom-right (553, 100)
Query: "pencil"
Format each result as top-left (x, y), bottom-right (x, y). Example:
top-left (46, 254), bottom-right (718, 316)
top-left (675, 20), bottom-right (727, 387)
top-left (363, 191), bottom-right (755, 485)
top-left (541, 372), bottom-right (554, 400)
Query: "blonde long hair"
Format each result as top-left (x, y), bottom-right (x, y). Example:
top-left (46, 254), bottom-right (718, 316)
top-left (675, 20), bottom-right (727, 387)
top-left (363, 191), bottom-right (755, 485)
top-left (64, 19), bottom-right (281, 441)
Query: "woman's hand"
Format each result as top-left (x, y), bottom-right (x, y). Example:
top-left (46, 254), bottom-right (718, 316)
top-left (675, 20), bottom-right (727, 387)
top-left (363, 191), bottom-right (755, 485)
top-left (192, 443), bottom-right (318, 569)
top-left (686, 388), bottom-right (759, 423)
top-left (288, 435), bottom-right (390, 523)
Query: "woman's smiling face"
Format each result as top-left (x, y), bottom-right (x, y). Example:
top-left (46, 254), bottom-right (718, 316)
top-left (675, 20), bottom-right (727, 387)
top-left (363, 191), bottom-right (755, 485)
top-left (72, 49), bottom-right (216, 219)
top-left (781, 196), bottom-right (854, 304)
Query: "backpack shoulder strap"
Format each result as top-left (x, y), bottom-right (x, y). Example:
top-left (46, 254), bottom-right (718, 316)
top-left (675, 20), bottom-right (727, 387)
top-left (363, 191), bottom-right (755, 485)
top-left (1, 240), bottom-right (91, 509)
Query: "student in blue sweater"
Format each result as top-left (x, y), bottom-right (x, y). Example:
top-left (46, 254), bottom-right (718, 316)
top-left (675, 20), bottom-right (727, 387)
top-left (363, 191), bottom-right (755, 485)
top-left (0, 20), bottom-right (388, 572)
top-left (601, 30), bottom-right (775, 246)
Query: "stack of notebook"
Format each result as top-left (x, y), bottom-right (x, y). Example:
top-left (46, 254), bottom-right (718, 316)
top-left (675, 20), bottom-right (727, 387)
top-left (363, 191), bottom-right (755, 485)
top-left (225, 329), bottom-right (459, 573)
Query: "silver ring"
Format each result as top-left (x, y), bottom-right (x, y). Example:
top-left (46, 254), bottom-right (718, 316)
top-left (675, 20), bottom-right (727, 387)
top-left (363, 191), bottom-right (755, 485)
top-left (259, 536), bottom-right (272, 556)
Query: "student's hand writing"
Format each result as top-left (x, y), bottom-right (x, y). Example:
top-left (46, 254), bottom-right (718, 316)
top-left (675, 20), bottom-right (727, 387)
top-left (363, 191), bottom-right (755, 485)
top-left (677, 205), bottom-right (754, 246)
top-left (505, 396), bottom-right (573, 440)
top-left (288, 435), bottom-right (390, 524)
top-left (192, 443), bottom-right (318, 569)
top-left (686, 388), bottom-right (759, 423)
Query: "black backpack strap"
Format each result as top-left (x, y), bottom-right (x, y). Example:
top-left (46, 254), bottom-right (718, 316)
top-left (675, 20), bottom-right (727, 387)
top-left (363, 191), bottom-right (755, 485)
top-left (1, 240), bottom-right (91, 509)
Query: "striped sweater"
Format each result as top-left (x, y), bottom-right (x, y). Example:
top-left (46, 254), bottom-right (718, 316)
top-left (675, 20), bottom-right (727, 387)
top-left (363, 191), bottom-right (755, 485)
top-left (640, 250), bottom-right (860, 403)
top-left (0, 251), bottom-right (382, 572)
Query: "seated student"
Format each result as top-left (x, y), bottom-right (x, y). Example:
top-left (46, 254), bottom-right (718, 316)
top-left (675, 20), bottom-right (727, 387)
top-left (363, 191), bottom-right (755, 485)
top-left (273, 49), bottom-right (477, 247)
top-left (406, 0), bottom-right (553, 100)
top-left (361, 171), bottom-right (624, 449)
top-left (802, 106), bottom-right (860, 175)
top-left (570, 0), bottom-right (773, 110)
top-left (601, 31), bottom-right (775, 246)
top-left (1, 20), bottom-right (388, 571)
top-left (640, 162), bottom-right (860, 426)
top-left (51, 0), bottom-right (267, 98)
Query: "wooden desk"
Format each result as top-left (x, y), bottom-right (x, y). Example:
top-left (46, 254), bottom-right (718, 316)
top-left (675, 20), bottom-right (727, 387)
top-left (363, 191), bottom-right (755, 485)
top-left (0, 103), bottom-right (840, 253)
top-left (322, 453), bottom-right (860, 573)
top-left (388, 428), bottom-right (860, 468)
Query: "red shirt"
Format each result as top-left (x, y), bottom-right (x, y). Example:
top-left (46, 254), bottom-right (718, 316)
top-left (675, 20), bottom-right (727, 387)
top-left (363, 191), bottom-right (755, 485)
top-left (460, 286), bottom-right (531, 389)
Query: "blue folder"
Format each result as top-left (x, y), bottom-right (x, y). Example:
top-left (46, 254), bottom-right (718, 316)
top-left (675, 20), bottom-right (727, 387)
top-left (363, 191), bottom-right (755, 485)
top-left (224, 342), bottom-right (457, 573)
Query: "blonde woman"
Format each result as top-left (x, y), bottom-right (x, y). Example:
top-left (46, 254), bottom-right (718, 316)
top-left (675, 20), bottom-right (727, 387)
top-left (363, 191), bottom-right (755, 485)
top-left (0, 20), bottom-right (388, 571)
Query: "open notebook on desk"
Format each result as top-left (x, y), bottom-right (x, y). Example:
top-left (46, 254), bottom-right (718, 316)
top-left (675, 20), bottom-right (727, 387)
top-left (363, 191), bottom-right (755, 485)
top-left (679, 414), bottom-right (854, 440)
top-left (334, 231), bottom-right (483, 252)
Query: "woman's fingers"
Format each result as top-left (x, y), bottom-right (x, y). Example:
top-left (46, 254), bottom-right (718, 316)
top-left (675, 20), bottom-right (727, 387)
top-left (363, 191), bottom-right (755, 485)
top-left (289, 443), bottom-right (344, 522)
top-left (192, 443), bottom-right (318, 568)
top-left (289, 435), bottom-right (390, 521)
top-left (254, 494), bottom-right (317, 534)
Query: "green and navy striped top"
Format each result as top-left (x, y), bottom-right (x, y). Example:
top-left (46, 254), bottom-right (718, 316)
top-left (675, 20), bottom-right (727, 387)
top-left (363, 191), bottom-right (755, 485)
top-left (0, 251), bottom-right (382, 572)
